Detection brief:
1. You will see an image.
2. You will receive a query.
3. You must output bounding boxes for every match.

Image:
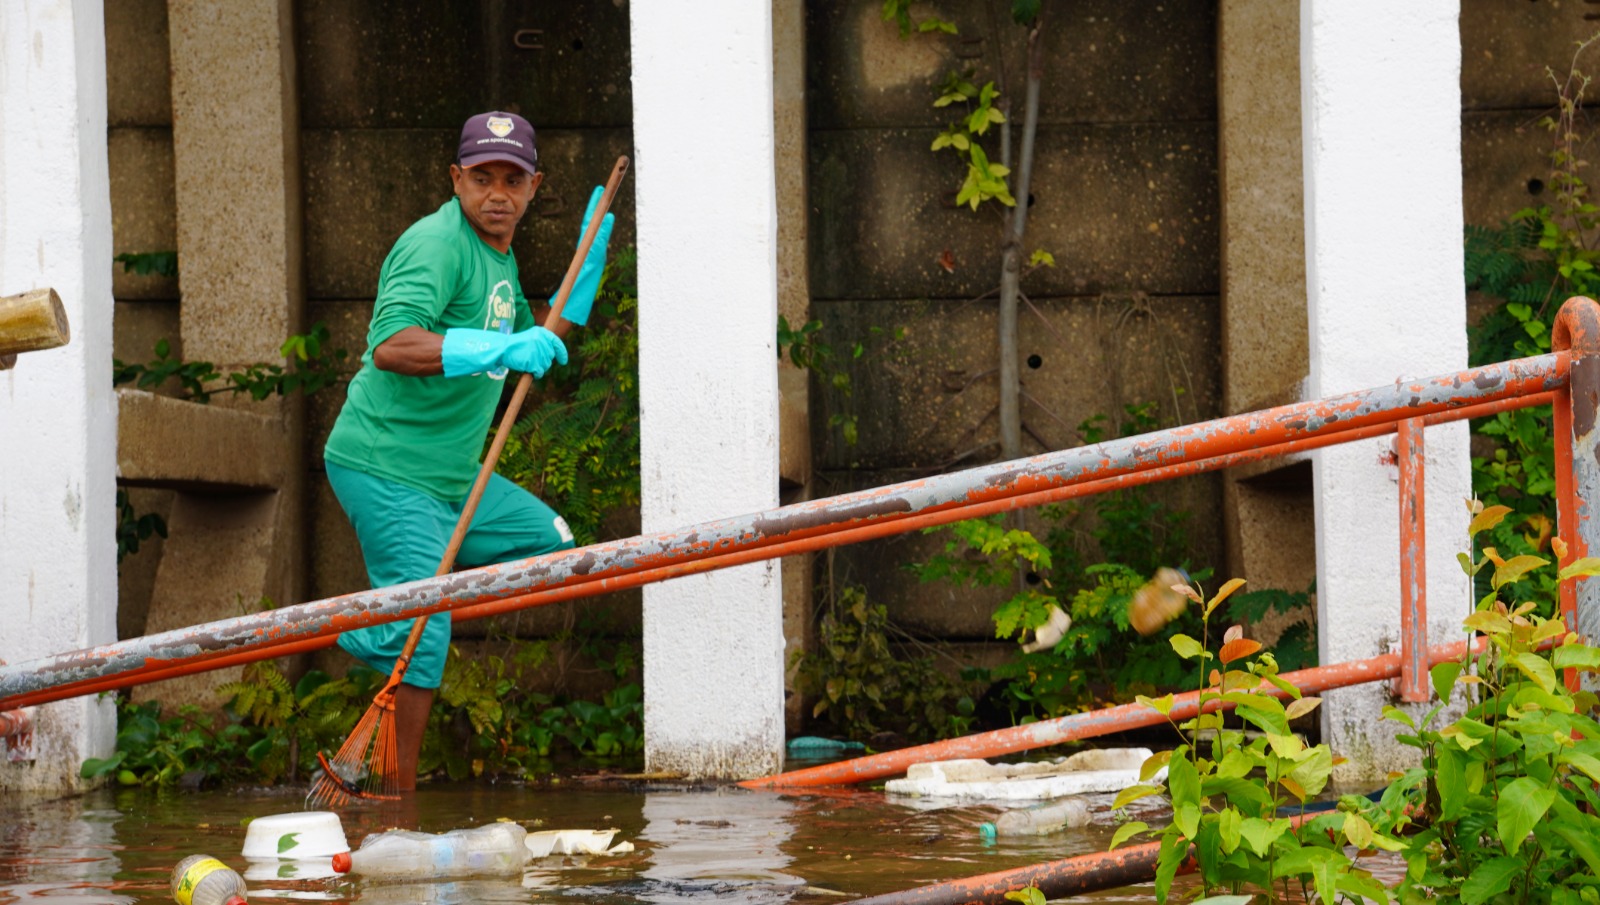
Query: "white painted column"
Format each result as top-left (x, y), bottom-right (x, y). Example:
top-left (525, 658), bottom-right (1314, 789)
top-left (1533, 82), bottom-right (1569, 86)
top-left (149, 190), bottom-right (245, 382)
top-left (631, 3), bottom-right (784, 777)
top-left (0, 0), bottom-right (118, 793)
top-left (1301, 0), bottom-right (1471, 780)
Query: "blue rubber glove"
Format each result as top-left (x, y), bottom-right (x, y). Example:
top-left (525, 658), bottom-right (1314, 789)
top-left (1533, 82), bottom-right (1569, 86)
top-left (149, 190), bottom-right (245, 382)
top-left (441, 327), bottom-right (568, 378)
top-left (558, 187), bottom-right (615, 327)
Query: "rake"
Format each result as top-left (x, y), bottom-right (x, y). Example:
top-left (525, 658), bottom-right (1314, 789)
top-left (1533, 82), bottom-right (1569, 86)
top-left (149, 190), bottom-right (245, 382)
top-left (307, 156), bottom-right (631, 809)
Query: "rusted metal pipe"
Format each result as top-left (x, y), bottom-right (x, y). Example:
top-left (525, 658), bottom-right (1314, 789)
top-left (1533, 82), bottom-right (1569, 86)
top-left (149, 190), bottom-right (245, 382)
top-left (740, 634), bottom-right (1489, 789)
top-left (1554, 299), bottom-right (1600, 670)
top-left (847, 813), bottom-right (1326, 905)
top-left (0, 359), bottom-right (1563, 710)
top-left (0, 390), bottom-right (1553, 712)
top-left (1395, 417), bottom-right (1428, 702)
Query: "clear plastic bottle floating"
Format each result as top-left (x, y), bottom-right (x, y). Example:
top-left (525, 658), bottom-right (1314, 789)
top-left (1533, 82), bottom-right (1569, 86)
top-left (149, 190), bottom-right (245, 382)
top-left (170, 854), bottom-right (248, 905)
top-left (331, 822), bottom-right (528, 880)
top-left (979, 798), bottom-right (1092, 838)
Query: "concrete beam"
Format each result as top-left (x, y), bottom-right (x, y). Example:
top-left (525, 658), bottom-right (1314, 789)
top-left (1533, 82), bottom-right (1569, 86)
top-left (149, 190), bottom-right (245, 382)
top-left (115, 389), bottom-right (285, 492)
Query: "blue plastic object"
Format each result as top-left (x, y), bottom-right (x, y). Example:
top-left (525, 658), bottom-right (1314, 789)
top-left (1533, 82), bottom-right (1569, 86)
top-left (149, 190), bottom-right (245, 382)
top-left (561, 187), bottom-right (615, 327)
top-left (441, 327), bottom-right (567, 378)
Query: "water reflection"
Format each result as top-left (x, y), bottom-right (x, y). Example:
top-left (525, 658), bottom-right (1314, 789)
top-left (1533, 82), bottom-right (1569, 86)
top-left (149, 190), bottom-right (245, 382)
top-left (0, 780), bottom-right (1165, 904)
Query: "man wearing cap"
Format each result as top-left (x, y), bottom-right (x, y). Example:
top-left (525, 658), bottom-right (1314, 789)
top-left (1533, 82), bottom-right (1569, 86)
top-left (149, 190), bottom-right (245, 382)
top-left (323, 110), bottom-right (614, 788)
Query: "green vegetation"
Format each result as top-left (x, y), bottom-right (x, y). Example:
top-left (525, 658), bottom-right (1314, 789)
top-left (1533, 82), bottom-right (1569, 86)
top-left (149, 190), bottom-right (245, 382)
top-left (790, 585), bottom-right (977, 743)
top-left (1099, 505), bottom-right (1600, 904)
top-left (1463, 36), bottom-right (1600, 610)
top-left (913, 403), bottom-right (1313, 725)
top-left (83, 631), bottom-right (643, 788)
top-left (497, 249), bottom-right (641, 547)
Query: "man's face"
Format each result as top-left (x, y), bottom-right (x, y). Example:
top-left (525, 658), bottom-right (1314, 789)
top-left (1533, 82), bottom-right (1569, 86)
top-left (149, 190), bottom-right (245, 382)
top-left (450, 161), bottom-right (542, 252)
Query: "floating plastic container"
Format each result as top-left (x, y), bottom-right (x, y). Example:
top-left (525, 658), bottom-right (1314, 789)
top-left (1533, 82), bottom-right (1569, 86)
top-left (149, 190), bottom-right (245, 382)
top-left (170, 854), bottom-right (248, 905)
top-left (978, 798), bottom-right (1092, 838)
top-left (331, 822), bottom-right (528, 880)
top-left (241, 810), bottom-right (350, 860)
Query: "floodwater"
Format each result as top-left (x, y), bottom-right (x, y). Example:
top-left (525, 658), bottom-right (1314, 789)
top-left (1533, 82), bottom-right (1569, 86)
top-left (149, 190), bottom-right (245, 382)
top-left (0, 771), bottom-right (1183, 904)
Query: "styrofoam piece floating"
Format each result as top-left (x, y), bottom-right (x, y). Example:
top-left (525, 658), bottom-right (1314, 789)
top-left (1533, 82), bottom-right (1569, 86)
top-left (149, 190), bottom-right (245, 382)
top-left (524, 828), bottom-right (623, 858)
top-left (885, 747), bottom-right (1166, 802)
top-left (242, 811), bottom-right (351, 859)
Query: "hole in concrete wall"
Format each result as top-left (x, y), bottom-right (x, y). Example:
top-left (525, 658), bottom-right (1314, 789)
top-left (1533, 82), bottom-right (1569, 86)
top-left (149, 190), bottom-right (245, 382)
top-left (1026, 353), bottom-right (1042, 370)
top-left (1025, 571), bottom-right (1041, 585)
top-left (1528, 177), bottom-right (1545, 196)
top-left (572, 38), bottom-right (585, 51)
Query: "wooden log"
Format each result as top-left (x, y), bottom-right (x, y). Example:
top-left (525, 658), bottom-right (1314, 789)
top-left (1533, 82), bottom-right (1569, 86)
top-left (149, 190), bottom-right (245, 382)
top-left (0, 289), bottom-right (70, 368)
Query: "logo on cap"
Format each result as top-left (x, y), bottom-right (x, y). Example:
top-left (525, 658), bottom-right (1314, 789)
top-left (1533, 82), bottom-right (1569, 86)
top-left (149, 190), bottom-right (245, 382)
top-left (486, 116), bottom-right (514, 138)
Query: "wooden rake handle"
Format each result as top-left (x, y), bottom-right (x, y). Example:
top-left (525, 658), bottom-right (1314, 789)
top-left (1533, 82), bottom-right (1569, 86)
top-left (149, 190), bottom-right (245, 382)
top-left (385, 155), bottom-right (632, 683)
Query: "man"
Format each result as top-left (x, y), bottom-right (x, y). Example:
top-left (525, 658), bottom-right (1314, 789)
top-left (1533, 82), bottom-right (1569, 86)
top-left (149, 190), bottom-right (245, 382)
top-left (323, 110), bottom-right (613, 788)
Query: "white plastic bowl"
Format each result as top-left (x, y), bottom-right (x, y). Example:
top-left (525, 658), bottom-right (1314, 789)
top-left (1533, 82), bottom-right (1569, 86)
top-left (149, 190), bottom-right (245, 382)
top-left (241, 811), bottom-right (351, 860)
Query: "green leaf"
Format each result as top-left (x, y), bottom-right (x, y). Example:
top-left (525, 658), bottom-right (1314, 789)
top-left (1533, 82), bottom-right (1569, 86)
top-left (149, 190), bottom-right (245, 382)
top-left (1137, 693), bottom-right (1174, 716)
top-left (1109, 821), bottom-right (1149, 850)
top-left (277, 832), bottom-right (300, 854)
top-left (1154, 833), bottom-right (1189, 905)
top-left (1170, 634), bottom-right (1205, 660)
top-left (1430, 660), bottom-right (1463, 700)
top-left (1460, 856), bottom-right (1524, 905)
top-left (1167, 749), bottom-right (1199, 811)
top-left (1112, 784), bottom-right (1163, 810)
top-left (1507, 651), bottom-right (1557, 693)
top-left (1493, 554), bottom-right (1550, 589)
top-left (1551, 816), bottom-right (1600, 877)
top-left (1559, 556), bottom-right (1600, 581)
top-left (1237, 817), bottom-right (1282, 857)
top-left (1497, 776), bottom-right (1556, 855)
top-left (1217, 807), bottom-right (1241, 854)
top-left (1010, 0), bottom-right (1041, 26)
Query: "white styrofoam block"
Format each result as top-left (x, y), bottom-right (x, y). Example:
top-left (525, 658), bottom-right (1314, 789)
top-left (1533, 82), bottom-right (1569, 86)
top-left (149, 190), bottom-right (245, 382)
top-left (886, 749), bottom-right (1165, 802)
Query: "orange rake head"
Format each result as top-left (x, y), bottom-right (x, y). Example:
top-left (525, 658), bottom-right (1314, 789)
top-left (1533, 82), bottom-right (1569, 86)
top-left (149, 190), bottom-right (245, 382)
top-left (305, 686), bottom-right (402, 810)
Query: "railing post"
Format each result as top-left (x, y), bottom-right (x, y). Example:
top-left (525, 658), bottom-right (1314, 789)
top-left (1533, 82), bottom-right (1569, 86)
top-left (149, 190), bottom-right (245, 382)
top-left (1395, 418), bottom-right (1428, 702)
top-left (1553, 298), bottom-right (1600, 676)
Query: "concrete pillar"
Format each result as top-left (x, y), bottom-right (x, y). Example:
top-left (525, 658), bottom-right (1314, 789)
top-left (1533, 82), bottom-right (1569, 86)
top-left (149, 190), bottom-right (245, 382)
top-left (1301, 0), bottom-right (1471, 780)
top-left (135, 0), bottom-right (306, 710)
top-left (0, 0), bottom-right (119, 793)
top-left (632, 0), bottom-right (785, 778)
top-left (1217, 0), bottom-right (1317, 617)
top-left (773, 0), bottom-right (814, 737)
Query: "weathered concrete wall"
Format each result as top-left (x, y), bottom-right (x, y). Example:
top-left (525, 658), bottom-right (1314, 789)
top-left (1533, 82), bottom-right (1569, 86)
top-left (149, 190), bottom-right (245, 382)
top-left (0, 0), bottom-right (119, 794)
top-left (807, 0), bottom-right (1225, 649)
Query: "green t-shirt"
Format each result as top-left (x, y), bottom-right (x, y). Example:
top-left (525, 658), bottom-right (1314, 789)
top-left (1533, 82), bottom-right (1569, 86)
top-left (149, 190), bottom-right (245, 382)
top-left (324, 198), bottom-right (536, 501)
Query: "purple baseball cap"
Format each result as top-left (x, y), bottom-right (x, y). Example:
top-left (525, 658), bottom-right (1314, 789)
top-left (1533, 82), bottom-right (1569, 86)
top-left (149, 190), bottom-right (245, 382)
top-left (457, 111), bottom-right (538, 174)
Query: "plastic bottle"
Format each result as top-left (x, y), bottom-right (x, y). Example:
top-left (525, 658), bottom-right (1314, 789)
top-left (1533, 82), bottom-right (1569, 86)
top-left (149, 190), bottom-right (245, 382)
top-left (330, 822), bottom-right (528, 880)
top-left (170, 854), bottom-right (248, 905)
top-left (979, 798), bottom-right (1091, 838)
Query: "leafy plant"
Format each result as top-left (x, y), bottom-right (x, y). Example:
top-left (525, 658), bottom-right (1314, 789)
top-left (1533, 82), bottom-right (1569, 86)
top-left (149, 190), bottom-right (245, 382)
top-left (497, 249), bottom-right (640, 547)
top-left (1462, 34), bottom-right (1600, 612)
top-left (1112, 577), bottom-right (1396, 905)
top-left (115, 250), bottom-right (178, 278)
top-left (791, 584), bottom-right (977, 743)
top-left (112, 322), bottom-right (352, 404)
top-left (115, 488), bottom-right (167, 564)
top-left (1373, 502), bottom-right (1600, 904)
top-left (777, 315), bottom-right (903, 448)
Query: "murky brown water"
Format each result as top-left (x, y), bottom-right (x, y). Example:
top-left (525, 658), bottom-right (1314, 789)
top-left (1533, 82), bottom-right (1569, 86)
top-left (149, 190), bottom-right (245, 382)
top-left (0, 776), bottom-right (1176, 904)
